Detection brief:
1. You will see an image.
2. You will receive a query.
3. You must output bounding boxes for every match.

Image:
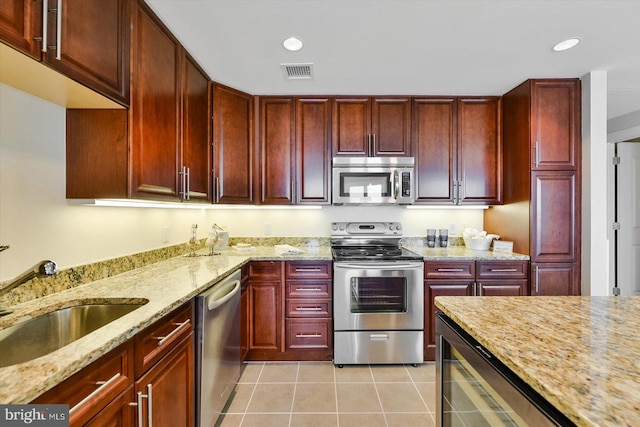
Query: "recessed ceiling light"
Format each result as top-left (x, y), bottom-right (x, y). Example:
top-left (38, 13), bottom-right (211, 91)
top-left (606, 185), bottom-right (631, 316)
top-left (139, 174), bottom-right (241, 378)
top-left (283, 37), bottom-right (304, 52)
top-left (552, 38), bottom-right (581, 52)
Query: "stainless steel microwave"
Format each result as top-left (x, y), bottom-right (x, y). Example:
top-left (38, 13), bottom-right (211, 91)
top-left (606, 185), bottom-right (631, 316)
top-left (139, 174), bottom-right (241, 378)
top-left (332, 157), bottom-right (415, 205)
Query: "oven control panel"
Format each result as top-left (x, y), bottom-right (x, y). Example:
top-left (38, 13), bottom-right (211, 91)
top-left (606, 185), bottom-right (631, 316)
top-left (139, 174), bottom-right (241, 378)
top-left (331, 222), bottom-right (402, 236)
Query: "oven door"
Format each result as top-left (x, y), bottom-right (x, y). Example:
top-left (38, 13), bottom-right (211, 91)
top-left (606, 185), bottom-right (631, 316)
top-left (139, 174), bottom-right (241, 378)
top-left (334, 261), bottom-right (424, 331)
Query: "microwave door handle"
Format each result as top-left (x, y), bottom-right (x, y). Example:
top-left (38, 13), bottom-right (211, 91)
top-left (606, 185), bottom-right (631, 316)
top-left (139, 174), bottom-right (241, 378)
top-left (393, 170), bottom-right (400, 200)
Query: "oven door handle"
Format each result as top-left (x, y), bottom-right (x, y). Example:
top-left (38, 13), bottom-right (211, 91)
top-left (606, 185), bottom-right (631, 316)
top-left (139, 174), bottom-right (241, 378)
top-left (335, 262), bottom-right (423, 270)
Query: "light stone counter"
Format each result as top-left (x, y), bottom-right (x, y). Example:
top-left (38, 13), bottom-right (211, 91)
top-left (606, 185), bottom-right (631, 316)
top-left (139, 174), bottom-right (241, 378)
top-left (406, 245), bottom-right (530, 261)
top-left (435, 296), bottom-right (640, 427)
top-left (0, 246), bottom-right (331, 404)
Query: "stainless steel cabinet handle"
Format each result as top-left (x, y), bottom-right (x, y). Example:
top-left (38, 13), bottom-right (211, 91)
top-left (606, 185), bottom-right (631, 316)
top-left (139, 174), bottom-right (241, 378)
top-left (185, 167), bottom-right (190, 200)
top-left (147, 384), bottom-right (153, 427)
top-left (214, 176), bottom-right (220, 203)
top-left (369, 333), bottom-right (389, 341)
top-left (437, 268), bottom-right (465, 272)
top-left (136, 390), bottom-right (146, 427)
top-left (295, 268), bottom-right (322, 272)
top-left (534, 265), bottom-right (539, 294)
top-left (295, 307), bottom-right (322, 311)
top-left (69, 373), bottom-right (121, 414)
top-left (155, 319), bottom-right (190, 346)
top-left (372, 134), bottom-right (376, 155)
top-left (41, 0), bottom-right (48, 52)
top-left (296, 333), bottom-right (321, 338)
top-left (488, 268), bottom-right (518, 272)
top-left (55, 0), bottom-right (62, 59)
top-left (534, 140), bottom-right (540, 168)
top-left (295, 288), bottom-right (322, 292)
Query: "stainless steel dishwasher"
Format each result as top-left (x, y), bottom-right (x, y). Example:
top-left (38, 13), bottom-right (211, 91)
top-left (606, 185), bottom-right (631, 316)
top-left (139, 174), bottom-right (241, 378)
top-left (195, 269), bottom-right (241, 427)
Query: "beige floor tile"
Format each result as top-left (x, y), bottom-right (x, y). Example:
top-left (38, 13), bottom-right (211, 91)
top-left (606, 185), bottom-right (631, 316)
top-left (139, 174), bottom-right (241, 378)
top-left (216, 413), bottom-right (243, 427)
top-left (240, 413), bottom-right (290, 427)
top-left (336, 383), bottom-right (383, 413)
top-left (258, 362), bottom-right (299, 383)
top-left (239, 363), bottom-right (264, 383)
top-left (224, 384), bottom-right (255, 413)
top-left (414, 382), bottom-right (437, 412)
top-left (334, 365), bottom-right (373, 382)
top-left (376, 383), bottom-right (429, 412)
top-left (290, 413), bottom-right (339, 427)
top-left (338, 413), bottom-right (387, 427)
top-left (297, 362), bottom-right (335, 382)
top-left (385, 412), bottom-right (436, 427)
top-left (407, 362), bottom-right (436, 382)
top-left (370, 365), bottom-right (412, 382)
top-left (246, 383), bottom-right (295, 413)
top-left (292, 383), bottom-right (337, 413)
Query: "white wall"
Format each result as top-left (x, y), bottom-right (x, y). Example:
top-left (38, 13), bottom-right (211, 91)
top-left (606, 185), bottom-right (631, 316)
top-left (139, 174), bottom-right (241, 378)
top-left (0, 83), bottom-right (483, 281)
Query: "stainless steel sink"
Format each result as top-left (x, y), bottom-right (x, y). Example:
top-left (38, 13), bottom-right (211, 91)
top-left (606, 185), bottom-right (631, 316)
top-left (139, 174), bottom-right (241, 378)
top-left (0, 301), bottom-right (147, 368)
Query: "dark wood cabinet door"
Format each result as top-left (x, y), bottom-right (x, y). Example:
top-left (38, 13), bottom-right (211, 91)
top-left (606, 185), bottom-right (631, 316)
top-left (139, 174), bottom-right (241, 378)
top-left (129, 0), bottom-right (180, 200)
top-left (477, 280), bottom-right (528, 296)
top-left (47, 0), bottom-right (130, 105)
top-left (458, 97), bottom-right (502, 204)
top-left (296, 98), bottom-right (331, 204)
top-left (85, 386), bottom-right (136, 427)
top-left (248, 280), bottom-right (282, 352)
top-left (531, 170), bottom-right (579, 262)
top-left (181, 53), bottom-right (211, 202)
top-left (371, 97), bottom-right (411, 156)
top-left (531, 79), bottom-right (580, 170)
top-left (411, 97), bottom-right (457, 203)
top-left (136, 334), bottom-right (194, 427)
top-left (212, 84), bottom-right (254, 204)
top-left (332, 97), bottom-right (370, 156)
top-left (0, 0), bottom-right (41, 58)
top-left (531, 263), bottom-right (580, 295)
top-left (425, 281), bottom-right (474, 360)
top-left (258, 97), bottom-right (295, 204)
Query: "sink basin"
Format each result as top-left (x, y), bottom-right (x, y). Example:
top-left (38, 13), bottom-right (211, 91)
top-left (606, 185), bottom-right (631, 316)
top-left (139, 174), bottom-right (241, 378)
top-left (0, 301), bottom-right (147, 368)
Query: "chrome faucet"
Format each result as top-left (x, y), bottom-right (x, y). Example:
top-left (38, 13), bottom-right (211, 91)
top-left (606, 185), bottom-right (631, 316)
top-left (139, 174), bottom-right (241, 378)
top-left (0, 260), bottom-right (58, 316)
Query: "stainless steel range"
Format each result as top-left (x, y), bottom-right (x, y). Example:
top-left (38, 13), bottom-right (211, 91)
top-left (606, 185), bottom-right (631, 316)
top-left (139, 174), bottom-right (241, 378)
top-left (331, 222), bottom-right (424, 366)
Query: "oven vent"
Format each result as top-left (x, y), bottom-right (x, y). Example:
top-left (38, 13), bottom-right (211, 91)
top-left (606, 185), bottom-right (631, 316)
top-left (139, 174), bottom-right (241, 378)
top-left (281, 63), bottom-right (314, 80)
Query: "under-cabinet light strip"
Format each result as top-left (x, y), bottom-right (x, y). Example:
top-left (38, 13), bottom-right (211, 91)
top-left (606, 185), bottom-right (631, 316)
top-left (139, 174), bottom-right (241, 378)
top-left (70, 199), bottom-right (322, 210)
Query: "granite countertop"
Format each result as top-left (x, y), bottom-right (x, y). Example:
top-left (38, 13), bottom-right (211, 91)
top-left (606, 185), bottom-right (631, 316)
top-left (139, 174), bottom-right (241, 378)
top-left (435, 296), bottom-right (640, 427)
top-left (0, 246), bottom-right (331, 404)
top-left (406, 245), bottom-right (529, 260)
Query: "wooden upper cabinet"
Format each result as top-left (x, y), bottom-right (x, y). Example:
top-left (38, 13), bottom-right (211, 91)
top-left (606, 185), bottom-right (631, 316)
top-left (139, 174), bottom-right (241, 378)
top-left (212, 84), bottom-right (254, 204)
top-left (457, 97), bottom-right (502, 205)
top-left (258, 97), bottom-right (295, 204)
top-left (0, 0), bottom-right (41, 58)
top-left (332, 97), bottom-right (411, 157)
top-left (411, 97), bottom-right (456, 203)
top-left (181, 53), bottom-right (211, 203)
top-left (129, 0), bottom-right (181, 200)
top-left (296, 98), bottom-right (331, 204)
top-left (0, 0), bottom-right (130, 105)
top-left (531, 170), bottom-right (580, 262)
top-left (412, 97), bottom-right (501, 205)
top-left (531, 79), bottom-right (580, 170)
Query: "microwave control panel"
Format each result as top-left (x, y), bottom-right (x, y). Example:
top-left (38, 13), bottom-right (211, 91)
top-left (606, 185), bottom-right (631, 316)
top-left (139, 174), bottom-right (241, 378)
top-left (401, 172), bottom-right (411, 197)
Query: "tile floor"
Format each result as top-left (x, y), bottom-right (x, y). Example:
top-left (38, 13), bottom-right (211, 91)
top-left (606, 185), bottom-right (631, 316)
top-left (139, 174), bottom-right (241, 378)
top-left (216, 362), bottom-right (437, 427)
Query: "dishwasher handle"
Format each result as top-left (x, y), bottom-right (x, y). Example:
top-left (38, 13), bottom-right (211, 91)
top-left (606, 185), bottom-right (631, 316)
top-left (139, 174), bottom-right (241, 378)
top-left (206, 277), bottom-right (241, 311)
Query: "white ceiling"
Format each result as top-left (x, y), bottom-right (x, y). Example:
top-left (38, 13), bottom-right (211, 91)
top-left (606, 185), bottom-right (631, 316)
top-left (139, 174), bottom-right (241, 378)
top-left (146, 0), bottom-right (640, 120)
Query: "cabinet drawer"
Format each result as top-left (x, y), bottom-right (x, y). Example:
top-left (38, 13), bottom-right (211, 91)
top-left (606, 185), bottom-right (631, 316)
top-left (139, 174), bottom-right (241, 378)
top-left (286, 318), bottom-right (332, 350)
top-left (248, 261), bottom-right (282, 279)
top-left (286, 299), bottom-right (332, 318)
top-left (424, 261), bottom-right (475, 279)
top-left (476, 261), bottom-right (529, 279)
top-left (285, 261), bottom-right (332, 279)
top-left (33, 340), bottom-right (134, 427)
top-left (134, 302), bottom-right (193, 376)
top-left (286, 280), bottom-right (332, 298)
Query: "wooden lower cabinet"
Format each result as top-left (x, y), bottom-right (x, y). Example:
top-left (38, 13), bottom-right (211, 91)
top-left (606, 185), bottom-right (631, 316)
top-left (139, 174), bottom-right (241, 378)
top-left (135, 333), bottom-right (194, 427)
top-left (531, 262), bottom-right (580, 295)
top-left (32, 303), bottom-right (195, 427)
top-left (245, 260), bottom-right (332, 361)
top-left (425, 260), bottom-right (529, 361)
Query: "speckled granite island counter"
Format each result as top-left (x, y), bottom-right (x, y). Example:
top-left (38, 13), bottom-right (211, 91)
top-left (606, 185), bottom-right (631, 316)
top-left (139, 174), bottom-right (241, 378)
top-left (435, 296), bottom-right (640, 427)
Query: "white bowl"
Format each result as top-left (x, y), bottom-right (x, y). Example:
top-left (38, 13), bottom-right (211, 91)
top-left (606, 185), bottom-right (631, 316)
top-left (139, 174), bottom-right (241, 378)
top-left (463, 237), bottom-right (494, 251)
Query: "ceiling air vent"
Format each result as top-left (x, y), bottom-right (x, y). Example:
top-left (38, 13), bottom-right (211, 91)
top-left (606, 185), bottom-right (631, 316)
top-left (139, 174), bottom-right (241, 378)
top-left (281, 63), bottom-right (314, 80)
